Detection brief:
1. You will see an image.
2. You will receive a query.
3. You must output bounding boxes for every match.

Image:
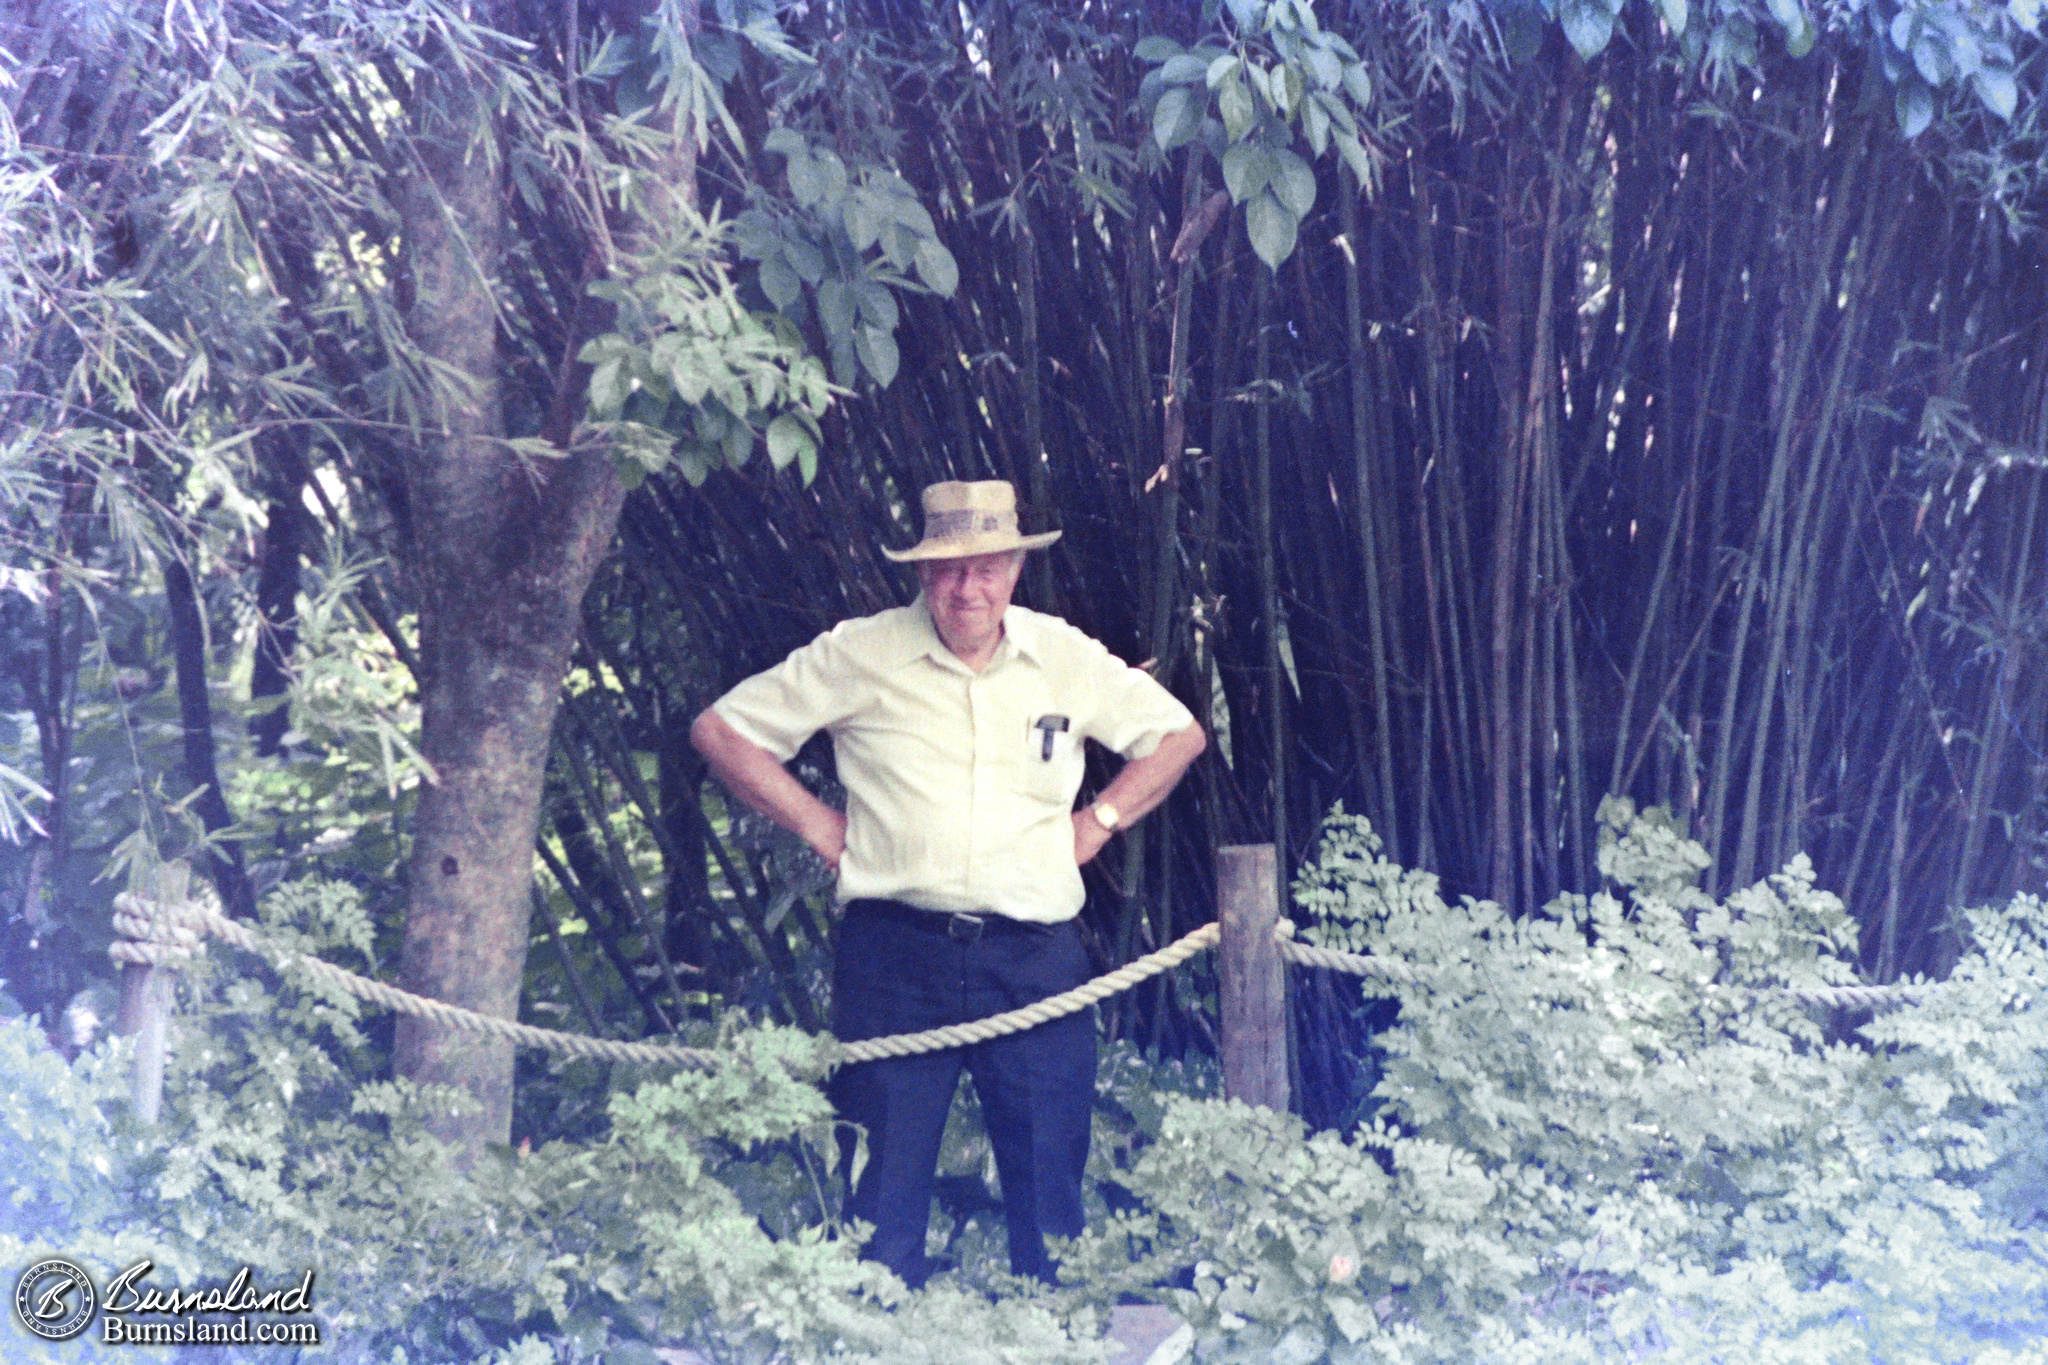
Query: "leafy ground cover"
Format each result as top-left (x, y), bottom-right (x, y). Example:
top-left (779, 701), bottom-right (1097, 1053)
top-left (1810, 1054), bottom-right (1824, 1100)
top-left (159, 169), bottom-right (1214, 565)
top-left (7, 805), bottom-right (2048, 1362)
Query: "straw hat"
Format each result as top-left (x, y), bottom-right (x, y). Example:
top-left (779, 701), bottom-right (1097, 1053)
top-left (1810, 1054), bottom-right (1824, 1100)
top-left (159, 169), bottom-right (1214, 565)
top-left (882, 480), bottom-right (1061, 563)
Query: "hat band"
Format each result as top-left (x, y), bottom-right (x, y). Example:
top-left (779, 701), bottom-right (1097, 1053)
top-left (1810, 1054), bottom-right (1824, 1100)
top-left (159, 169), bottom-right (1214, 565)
top-left (924, 509), bottom-right (1011, 540)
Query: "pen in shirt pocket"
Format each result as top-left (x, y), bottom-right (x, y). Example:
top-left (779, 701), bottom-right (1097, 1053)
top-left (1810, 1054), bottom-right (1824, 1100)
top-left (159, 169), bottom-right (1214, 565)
top-left (1031, 714), bottom-right (1069, 760)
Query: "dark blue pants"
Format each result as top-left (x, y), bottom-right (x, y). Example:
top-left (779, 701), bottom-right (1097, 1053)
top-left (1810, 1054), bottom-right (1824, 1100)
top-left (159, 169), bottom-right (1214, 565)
top-left (829, 899), bottom-right (1097, 1287)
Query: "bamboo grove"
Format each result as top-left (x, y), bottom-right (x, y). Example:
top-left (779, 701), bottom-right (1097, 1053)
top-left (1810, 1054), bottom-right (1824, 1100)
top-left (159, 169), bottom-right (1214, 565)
top-left (3, 1), bottom-right (2045, 1090)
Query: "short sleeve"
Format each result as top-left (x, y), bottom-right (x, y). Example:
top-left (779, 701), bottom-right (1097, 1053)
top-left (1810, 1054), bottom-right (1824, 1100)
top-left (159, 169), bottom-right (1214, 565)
top-left (711, 629), bottom-right (861, 762)
top-left (1069, 635), bottom-right (1198, 759)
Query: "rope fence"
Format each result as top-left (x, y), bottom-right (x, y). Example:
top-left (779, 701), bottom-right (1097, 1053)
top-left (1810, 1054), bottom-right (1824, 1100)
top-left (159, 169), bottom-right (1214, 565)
top-left (108, 880), bottom-right (1933, 1106)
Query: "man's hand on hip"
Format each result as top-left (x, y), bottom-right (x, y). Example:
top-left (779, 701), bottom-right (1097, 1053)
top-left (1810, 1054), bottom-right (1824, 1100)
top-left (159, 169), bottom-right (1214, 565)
top-left (1072, 809), bottom-right (1114, 867)
top-left (808, 809), bottom-right (848, 871)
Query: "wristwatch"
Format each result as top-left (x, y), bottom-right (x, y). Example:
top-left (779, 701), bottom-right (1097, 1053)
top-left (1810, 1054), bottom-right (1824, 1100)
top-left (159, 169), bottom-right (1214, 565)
top-left (1088, 801), bottom-right (1122, 833)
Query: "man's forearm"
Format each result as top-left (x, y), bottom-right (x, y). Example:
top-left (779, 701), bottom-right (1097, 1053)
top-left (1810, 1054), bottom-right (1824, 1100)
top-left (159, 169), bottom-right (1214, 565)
top-left (689, 709), bottom-right (846, 864)
top-left (1098, 722), bottom-right (1206, 826)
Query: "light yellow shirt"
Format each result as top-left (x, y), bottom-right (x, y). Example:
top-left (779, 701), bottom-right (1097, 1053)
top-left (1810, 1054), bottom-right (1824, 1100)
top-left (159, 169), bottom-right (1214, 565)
top-left (712, 597), bottom-right (1196, 923)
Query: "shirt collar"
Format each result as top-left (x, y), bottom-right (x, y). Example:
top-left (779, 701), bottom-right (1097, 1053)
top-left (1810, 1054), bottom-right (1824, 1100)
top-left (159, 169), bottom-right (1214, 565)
top-left (882, 596), bottom-right (1042, 673)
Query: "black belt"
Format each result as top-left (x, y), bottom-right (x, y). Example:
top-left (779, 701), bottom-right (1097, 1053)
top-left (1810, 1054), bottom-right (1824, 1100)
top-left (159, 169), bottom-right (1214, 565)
top-left (847, 898), bottom-right (1060, 943)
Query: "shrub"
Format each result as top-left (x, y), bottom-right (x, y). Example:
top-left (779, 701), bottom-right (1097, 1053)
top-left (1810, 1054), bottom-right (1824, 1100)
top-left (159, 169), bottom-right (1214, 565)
top-left (1060, 800), bottom-right (2048, 1362)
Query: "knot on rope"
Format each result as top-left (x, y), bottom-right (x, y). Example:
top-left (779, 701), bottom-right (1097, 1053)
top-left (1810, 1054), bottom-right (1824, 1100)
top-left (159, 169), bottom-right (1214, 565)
top-left (109, 889), bottom-right (215, 969)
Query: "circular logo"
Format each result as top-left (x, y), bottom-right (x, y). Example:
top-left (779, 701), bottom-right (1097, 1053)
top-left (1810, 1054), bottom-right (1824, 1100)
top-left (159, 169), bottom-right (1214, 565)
top-left (15, 1259), bottom-right (96, 1341)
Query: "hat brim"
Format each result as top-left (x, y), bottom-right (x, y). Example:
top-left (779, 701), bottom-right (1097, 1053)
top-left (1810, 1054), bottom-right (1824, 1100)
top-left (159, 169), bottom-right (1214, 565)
top-left (881, 529), bottom-right (1062, 563)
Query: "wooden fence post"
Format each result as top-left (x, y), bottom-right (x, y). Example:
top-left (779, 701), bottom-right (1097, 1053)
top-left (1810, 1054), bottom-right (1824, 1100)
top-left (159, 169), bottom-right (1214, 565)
top-left (1217, 843), bottom-right (1289, 1112)
top-left (114, 961), bottom-right (173, 1124)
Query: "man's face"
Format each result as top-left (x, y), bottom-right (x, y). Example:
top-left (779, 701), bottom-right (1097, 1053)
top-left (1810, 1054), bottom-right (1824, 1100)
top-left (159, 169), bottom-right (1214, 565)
top-left (917, 550), bottom-right (1024, 654)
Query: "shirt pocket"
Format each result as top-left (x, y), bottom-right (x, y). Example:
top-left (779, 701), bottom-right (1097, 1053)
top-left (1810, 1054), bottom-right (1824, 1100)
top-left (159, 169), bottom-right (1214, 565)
top-left (1017, 709), bottom-right (1085, 805)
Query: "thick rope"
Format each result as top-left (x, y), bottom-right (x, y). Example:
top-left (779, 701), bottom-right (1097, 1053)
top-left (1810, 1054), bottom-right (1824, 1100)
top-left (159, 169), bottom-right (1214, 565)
top-left (1276, 940), bottom-right (1929, 1008)
top-left (109, 896), bottom-right (1219, 1069)
top-left (838, 922), bottom-right (1220, 1062)
top-left (111, 893), bottom-right (1932, 1071)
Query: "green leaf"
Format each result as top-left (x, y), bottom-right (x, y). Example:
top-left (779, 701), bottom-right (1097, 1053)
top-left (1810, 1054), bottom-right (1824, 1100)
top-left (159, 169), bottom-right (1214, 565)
top-left (845, 192), bottom-right (881, 252)
top-left (588, 358), bottom-right (628, 417)
top-left (758, 256), bottom-right (800, 311)
top-left (914, 238), bottom-right (959, 297)
top-left (1207, 53), bottom-right (1243, 89)
top-left (854, 325), bottom-right (900, 387)
top-left (1221, 142), bottom-right (1272, 203)
top-left (1657, 0), bottom-right (1688, 36)
top-left (1561, 0), bottom-right (1616, 59)
top-left (785, 237), bottom-right (827, 284)
top-left (1134, 35), bottom-right (1184, 63)
top-left (1785, 11), bottom-right (1816, 57)
top-left (787, 155), bottom-right (823, 208)
top-left (1896, 79), bottom-right (1935, 138)
top-left (1340, 61), bottom-right (1372, 108)
top-left (1336, 133), bottom-right (1372, 188)
top-left (1303, 96), bottom-right (1331, 156)
top-left (722, 418), bottom-right (753, 467)
top-left (818, 278), bottom-right (856, 341)
top-left (763, 126), bottom-right (806, 157)
top-left (1218, 78), bottom-right (1256, 142)
top-left (1974, 65), bottom-right (2019, 120)
top-left (766, 412), bottom-right (816, 471)
top-left (1160, 52), bottom-right (1212, 85)
top-left (1153, 87), bottom-right (1198, 149)
top-left (1272, 148), bottom-right (1317, 217)
top-left (1246, 190), bottom-right (1298, 269)
top-left (854, 277), bottom-right (898, 332)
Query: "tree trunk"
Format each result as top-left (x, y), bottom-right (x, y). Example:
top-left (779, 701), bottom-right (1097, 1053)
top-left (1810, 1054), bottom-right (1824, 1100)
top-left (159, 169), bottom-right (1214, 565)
top-left (388, 6), bottom-right (650, 1149)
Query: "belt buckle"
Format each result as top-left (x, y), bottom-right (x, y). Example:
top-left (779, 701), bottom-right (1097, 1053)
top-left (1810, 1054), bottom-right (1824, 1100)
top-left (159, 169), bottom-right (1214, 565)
top-left (946, 913), bottom-right (986, 943)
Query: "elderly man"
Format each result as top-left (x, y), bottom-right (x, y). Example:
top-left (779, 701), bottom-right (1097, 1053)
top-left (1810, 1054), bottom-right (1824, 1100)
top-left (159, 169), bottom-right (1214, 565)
top-left (690, 480), bottom-right (1205, 1287)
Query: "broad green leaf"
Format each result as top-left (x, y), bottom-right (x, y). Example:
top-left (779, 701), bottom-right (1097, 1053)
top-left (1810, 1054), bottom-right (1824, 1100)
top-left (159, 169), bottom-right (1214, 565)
top-left (845, 192), bottom-right (881, 252)
top-left (1222, 142), bottom-right (1273, 202)
top-left (1561, 0), bottom-right (1616, 59)
top-left (766, 411), bottom-right (815, 471)
top-left (1974, 65), bottom-right (2019, 119)
top-left (1303, 43), bottom-right (1341, 90)
top-left (1303, 96), bottom-right (1331, 156)
top-left (1272, 148), bottom-right (1317, 216)
top-left (2013, 0), bottom-right (2042, 36)
top-left (1246, 189), bottom-right (1298, 268)
top-left (1160, 52), bottom-right (1212, 85)
top-left (855, 325), bottom-right (900, 387)
top-left (1336, 132), bottom-right (1373, 188)
top-left (797, 436), bottom-right (819, 484)
top-left (589, 358), bottom-right (627, 416)
top-left (1244, 61), bottom-right (1275, 108)
top-left (1224, 0), bottom-right (1259, 28)
top-left (1765, 0), bottom-right (1801, 28)
top-left (914, 239), bottom-right (959, 297)
top-left (1913, 32), bottom-right (1956, 86)
top-left (1133, 35), bottom-right (1183, 63)
top-left (818, 278), bottom-right (856, 341)
top-left (758, 256), bottom-right (800, 311)
top-left (1896, 79), bottom-right (1934, 138)
top-left (763, 126), bottom-right (806, 157)
top-left (722, 418), bottom-right (753, 467)
top-left (1657, 0), bottom-right (1688, 36)
top-left (1154, 87), bottom-right (1195, 149)
top-left (787, 155), bottom-right (822, 207)
top-left (1340, 61), bottom-right (1372, 108)
top-left (1786, 12), bottom-right (1817, 56)
top-left (785, 237), bottom-right (826, 284)
top-left (1891, 9), bottom-right (1916, 50)
top-left (1219, 78), bottom-right (1257, 142)
top-left (854, 277), bottom-right (898, 332)
top-left (1207, 53), bottom-right (1243, 89)
top-left (1274, 63), bottom-right (1305, 115)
